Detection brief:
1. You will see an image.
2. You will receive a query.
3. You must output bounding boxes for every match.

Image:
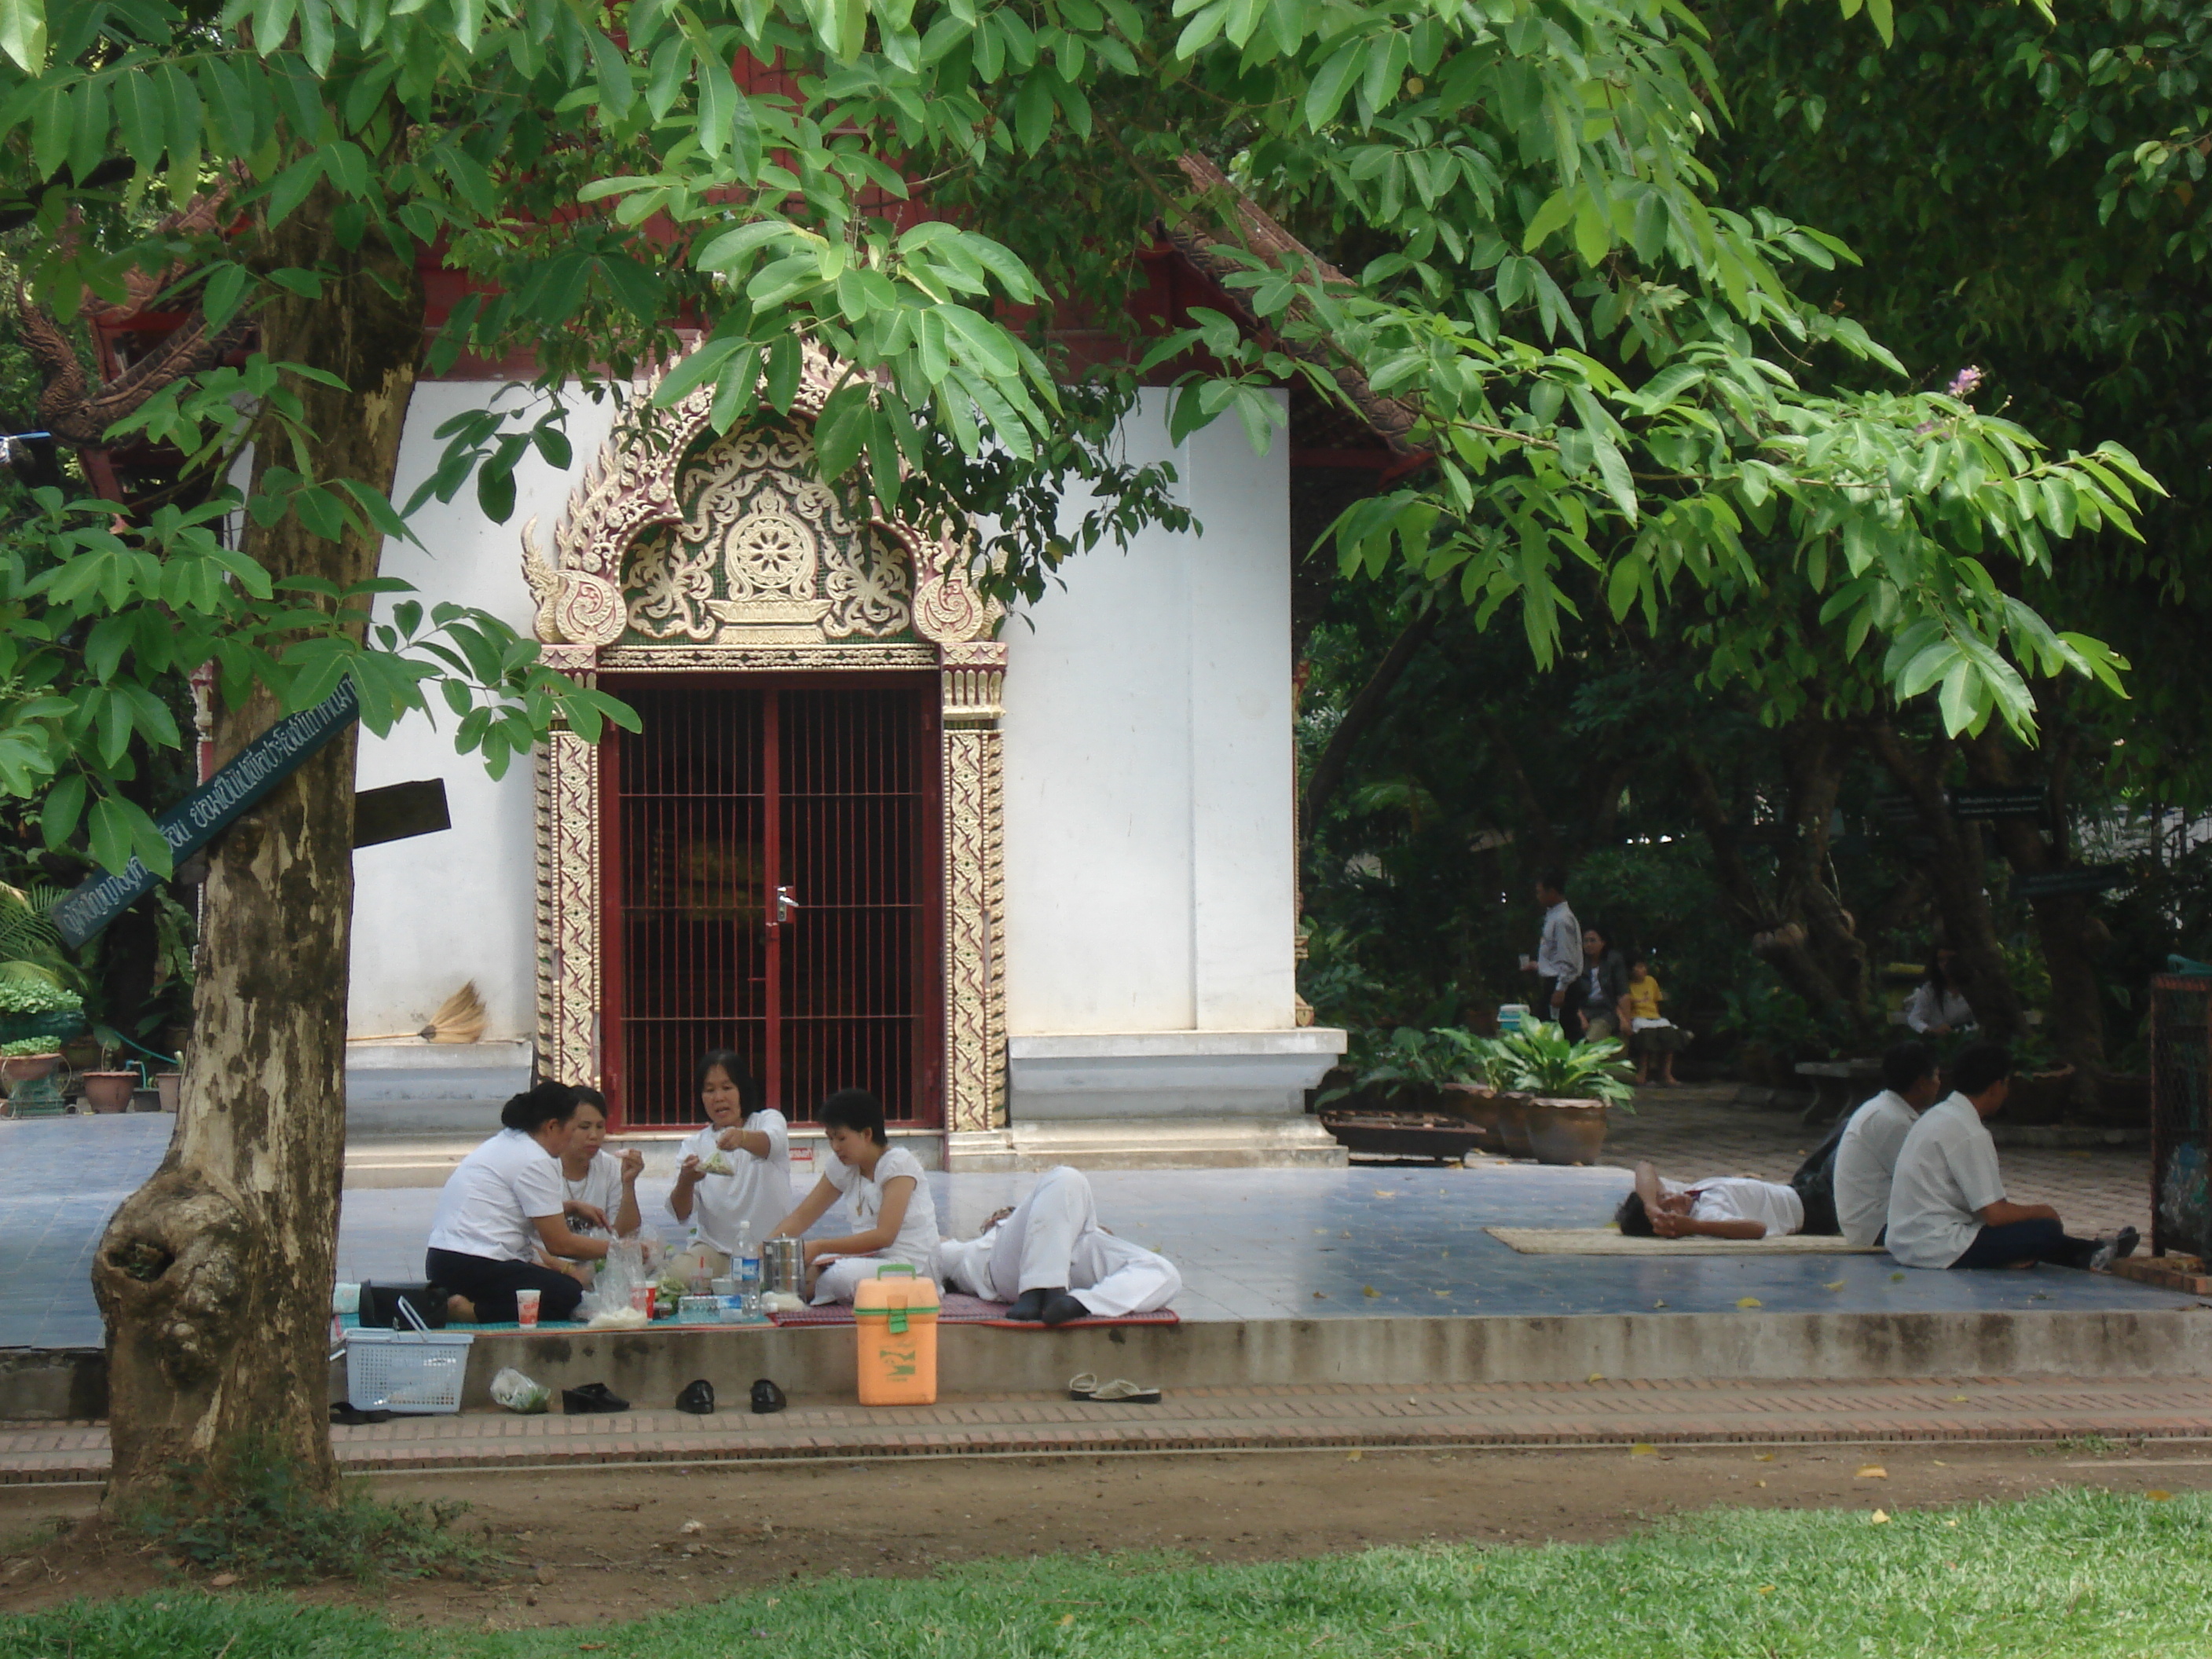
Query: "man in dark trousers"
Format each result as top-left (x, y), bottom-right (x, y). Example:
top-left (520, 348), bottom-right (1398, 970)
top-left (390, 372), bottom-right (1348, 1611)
top-left (1886, 1042), bottom-right (2137, 1272)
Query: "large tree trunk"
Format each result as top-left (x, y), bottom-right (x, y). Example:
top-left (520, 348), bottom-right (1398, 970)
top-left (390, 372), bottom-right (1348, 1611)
top-left (1963, 721), bottom-right (2110, 1098)
top-left (1771, 721), bottom-right (1873, 1021)
top-left (1298, 602), bottom-right (1439, 867)
top-left (1865, 719), bottom-right (2026, 1042)
top-left (1681, 732), bottom-right (1870, 1033)
top-left (91, 204), bottom-right (421, 1509)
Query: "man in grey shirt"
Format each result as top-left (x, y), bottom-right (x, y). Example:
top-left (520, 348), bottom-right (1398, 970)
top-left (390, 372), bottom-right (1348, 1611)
top-left (1529, 870), bottom-right (1580, 1030)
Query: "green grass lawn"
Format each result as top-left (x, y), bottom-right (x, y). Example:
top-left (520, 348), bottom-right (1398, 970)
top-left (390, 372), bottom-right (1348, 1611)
top-left (1, 1488), bottom-right (2199, 1657)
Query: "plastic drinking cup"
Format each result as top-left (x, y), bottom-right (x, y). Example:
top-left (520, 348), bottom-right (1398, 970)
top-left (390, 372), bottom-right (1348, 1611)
top-left (629, 1284), bottom-right (653, 1316)
top-left (515, 1288), bottom-right (541, 1328)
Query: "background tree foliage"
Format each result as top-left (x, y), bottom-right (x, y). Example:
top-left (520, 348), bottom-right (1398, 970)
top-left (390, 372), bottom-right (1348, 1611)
top-left (1300, 0), bottom-right (2212, 1101)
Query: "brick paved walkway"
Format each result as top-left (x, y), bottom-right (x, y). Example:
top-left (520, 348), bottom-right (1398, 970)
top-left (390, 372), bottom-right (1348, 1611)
top-left (5, 1376), bottom-right (2210, 1483)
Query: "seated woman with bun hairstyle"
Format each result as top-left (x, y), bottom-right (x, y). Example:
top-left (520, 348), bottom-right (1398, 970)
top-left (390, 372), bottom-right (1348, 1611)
top-left (424, 1082), bottom-right (617, 1323)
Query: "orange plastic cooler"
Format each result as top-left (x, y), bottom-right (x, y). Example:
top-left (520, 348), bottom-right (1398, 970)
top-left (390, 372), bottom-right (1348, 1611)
top-left (853, 1265), bottom-right (940, 1405)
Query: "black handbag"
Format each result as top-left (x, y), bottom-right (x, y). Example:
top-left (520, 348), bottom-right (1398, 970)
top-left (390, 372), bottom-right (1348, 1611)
top-left (359, 1281), bottom-right (450, 1330)
top-left (1788, 1122), bottom-right (1850, 1236)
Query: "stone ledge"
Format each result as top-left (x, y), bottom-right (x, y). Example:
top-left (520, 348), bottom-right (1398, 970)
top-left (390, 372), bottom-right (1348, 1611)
top-left (947, 1117), bottom-right (1347, 1171)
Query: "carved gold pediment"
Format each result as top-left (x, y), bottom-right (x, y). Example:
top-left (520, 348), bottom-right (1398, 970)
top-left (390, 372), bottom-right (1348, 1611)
top-left (521, 335), bottom-right (996, 653)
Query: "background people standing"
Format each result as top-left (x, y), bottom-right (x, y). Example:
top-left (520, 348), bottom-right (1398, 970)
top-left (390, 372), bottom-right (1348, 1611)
top-left (1528, 872), bottom-right (1581, 1035)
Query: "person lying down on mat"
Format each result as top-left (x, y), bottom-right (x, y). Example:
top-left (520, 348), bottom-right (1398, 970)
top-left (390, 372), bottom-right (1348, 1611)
top-left (1613, 1160), bottom-right (1805, 1240)
top-left (934, 1165), bottom-right (1181, 1326)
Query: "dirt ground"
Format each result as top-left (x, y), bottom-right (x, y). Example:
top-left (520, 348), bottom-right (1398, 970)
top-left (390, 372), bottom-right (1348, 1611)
top-left (0, 1439), bottom-right (2205, 1629)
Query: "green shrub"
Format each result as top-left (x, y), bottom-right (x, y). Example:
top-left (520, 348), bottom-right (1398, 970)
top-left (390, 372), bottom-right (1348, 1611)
top-left (1486, 1020), bottom-right (1637, 1108)
top-left (0, 977), bottom-right (79, 1016)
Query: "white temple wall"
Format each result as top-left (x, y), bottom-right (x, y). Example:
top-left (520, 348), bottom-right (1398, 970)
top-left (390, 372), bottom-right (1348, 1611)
top-left (346, 385), bottom-right (617, 1071)
top-left (999, 390), bottom-right (1343, 1120)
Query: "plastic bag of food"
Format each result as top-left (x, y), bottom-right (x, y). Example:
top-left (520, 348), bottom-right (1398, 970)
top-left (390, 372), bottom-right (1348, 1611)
top-left (491, 1367), bottom-right (551, 1414)
top-left (700, 1151), bottom-right (734, 1176)
top-left (579, 1239), bottom-right (650, 1323)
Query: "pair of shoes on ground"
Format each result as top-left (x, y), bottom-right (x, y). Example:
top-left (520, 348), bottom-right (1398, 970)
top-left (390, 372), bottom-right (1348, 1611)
top-left (1006, 1286), bottom-right (1093, 1326)
top-left (562, 1382), bottom-right (628, 1415)
top-left (2089, 1226), bottom-right (2141, 1274)
top-left (1068, 1372), bottom-right (1160, 1404)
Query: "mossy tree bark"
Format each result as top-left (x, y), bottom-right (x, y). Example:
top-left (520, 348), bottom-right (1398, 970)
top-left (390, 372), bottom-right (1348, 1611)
top-left (90, 203), bottom-right (421, 1509)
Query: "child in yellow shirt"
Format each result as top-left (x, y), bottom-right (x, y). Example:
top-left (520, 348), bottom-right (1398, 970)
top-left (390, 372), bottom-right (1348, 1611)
top-left (1624, 956), bottom-right (1683, 1087)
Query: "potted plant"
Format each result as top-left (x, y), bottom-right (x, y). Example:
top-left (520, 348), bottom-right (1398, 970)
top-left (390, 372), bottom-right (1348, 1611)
top-left (79, 1045), bottom-right (136, 1114)
top-left (0, 1035), bottom-right (66, 1117)
top-left (0, 973), bottom-right (84, 1053)
top-left (1484, 1021), bottom-right (1636, 1164)
top-left (1315, 1027), bottom-right (1511, 1156)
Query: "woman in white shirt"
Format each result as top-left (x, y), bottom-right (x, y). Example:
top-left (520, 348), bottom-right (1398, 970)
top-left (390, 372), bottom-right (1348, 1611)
top-left (771, 1087), bottom-right (939, 1304)
top-left (668, 1049), bottom-right (789, 1258)
top-left (425, 1083), bottom-right (617, 1323)
top-left (555, 1088), bottom-right (642, 1257)
top-left (1903, 948), bottom-right (1976, 1036)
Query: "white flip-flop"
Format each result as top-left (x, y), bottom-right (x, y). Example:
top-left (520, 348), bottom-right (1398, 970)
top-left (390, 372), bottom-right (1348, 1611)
top-left (1088, 1378), bottom-right (1161, 1404)
top-left (1068, 1372), bottom-right (1099, 1401)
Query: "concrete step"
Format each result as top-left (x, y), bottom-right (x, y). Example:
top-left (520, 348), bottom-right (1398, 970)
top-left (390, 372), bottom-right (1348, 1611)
top-left (9, 1304), bottom-right (2210, 1429)
top-left (945, 1118), bottom-right (1349, 1171)
top-left (346, 1040), bottom-right (532, 1109)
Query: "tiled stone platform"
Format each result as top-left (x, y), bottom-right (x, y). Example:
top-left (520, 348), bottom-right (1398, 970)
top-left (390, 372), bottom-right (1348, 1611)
top-left (5, 1375), bottom-right (2212, 1484)
top-left (0, 1111), bottom-right (2177, 1344)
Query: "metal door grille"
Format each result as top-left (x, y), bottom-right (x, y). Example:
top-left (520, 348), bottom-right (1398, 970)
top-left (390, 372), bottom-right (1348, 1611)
top-left (606, 679), bottom-right (938, 1129)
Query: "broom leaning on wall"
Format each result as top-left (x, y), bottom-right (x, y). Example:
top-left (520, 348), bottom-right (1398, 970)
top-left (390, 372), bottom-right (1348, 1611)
top-left (346, 982), bottom-right (487, 1045)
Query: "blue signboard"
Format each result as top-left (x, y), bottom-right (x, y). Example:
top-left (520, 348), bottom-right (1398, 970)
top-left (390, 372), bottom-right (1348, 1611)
top-left (53, 679), bottom-right (362, 948)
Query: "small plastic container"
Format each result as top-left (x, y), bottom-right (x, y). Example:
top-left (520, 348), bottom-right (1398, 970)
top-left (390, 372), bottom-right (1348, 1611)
top-left (1496, 1003), bottom-right (1531, 1035)
top-left (678, 1295), bottom-right (721, 1324)
top-left (853, 1264), bottom-right (940, 1406)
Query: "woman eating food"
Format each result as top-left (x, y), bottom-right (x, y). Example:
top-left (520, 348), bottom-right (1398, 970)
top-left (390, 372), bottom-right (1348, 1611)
top-left (668, 1049), bottom-right (789, 1258)
top-left (769, 1087), bottom-right (939, 1303)
top-left (424, 1082), bottom-right (616, 1323)
top-left (555, 1086), bottom-right (643, 1257)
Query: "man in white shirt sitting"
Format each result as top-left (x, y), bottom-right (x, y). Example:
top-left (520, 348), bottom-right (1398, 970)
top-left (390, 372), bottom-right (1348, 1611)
top-left (1832, 1042), bottom-right (1943, 1247)
top-left (1615, 1162), bottom-right (1804, 1240)
top-left (1886, 1042), bottom-right (2137, 1272)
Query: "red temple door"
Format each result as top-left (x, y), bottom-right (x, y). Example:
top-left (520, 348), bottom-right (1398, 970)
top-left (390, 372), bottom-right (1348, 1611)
top-left (599, 676), bottom-right (942, 1129)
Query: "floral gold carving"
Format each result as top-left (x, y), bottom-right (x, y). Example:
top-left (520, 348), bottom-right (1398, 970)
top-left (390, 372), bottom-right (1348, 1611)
top-left (536, 731), bottom-right (602, 1091)
top-left (943, 725), bottom-right (1007, 1130)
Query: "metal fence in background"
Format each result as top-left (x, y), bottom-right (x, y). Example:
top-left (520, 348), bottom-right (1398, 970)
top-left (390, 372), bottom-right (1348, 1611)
top-left (2149, 974), bottom-right (2211, 1258)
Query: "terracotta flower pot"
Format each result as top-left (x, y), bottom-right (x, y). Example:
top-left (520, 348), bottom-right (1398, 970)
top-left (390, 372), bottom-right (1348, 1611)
top-left (0, 1053), bottom-right (60, 1086)
top-left (2004, 1065), bottom-right (2075, 1126)
top-left (1436, 1084), bottom-right (1509, 1155)
top-left (1525, 1097), bottom-right (1610, 1165)
top-left (1492, 1092), bottom-right (1536, 1159)
top-left (80, 1071), bottom-right (136, 1114)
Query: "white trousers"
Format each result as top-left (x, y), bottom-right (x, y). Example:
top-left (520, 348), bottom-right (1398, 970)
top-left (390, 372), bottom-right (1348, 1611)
top-left (978, 1166), bottom-right (1181, 1317)
top-left (811, 1251), bottom-right (926, 1306)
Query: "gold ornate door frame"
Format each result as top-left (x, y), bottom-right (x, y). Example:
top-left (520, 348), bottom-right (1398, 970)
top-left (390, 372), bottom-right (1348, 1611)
top-left (523, 338), bottom-right (1007, 1132)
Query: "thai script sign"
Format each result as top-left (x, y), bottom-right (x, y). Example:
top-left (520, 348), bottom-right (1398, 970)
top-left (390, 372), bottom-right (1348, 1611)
top-left (54, 680), bottom-right (361, 948)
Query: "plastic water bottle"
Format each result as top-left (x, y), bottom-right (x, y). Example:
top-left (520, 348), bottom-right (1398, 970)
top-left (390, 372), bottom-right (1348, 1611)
top-left (737, 1224), bottom-right (762, 1318)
